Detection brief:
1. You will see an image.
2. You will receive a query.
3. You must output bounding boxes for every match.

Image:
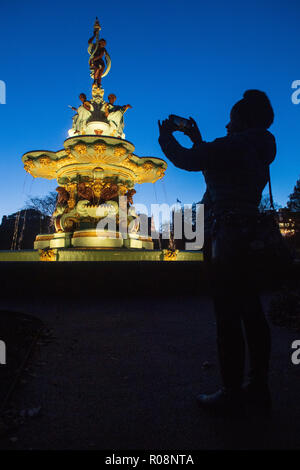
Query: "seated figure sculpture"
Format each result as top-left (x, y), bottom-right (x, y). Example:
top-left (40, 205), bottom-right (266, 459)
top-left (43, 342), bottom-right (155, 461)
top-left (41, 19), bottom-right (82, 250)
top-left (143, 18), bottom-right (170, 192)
top-left (68, 89), bottom-right (132, 138)
top-left (106, 94), bottom-right (132, 138)
top-left (71, 93), bottom-right (94, 134)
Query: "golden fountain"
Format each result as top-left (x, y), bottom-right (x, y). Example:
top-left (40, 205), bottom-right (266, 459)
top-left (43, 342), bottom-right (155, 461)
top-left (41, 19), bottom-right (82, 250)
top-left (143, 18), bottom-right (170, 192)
top-left (6, 18), bottom-right (202, 263)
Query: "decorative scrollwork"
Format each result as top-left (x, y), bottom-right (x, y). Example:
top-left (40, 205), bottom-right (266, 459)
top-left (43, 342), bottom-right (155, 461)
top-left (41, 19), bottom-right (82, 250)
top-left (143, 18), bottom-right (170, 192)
top-left (123, 156), bottom-right (138, 171)
top-left (24, 160), bottom-right (35, 172)
top-left (113, 146), bottom-right (127, 157)
top-left (162, 249), bottom-right (179, 261)
top-left (94, 143), bottom-right (106, 157)
top-left (74, 144), bottom-right (87, 155)
top-left (39, 157), bottom-right (55, 167)
top-left (92, 180), bottom-right (104, 199)
top-left (142, 161), bottom-right (154, 172)
top-left (157, 167), bottom-right (166, 179)
top-left (39, 248), bottom-right (57, 262)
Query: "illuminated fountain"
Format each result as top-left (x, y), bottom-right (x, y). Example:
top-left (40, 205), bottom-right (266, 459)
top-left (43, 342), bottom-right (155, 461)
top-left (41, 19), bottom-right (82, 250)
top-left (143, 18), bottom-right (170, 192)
top-left (23, 134), bottom-right (167, 253)
top-left (4, 18), bottom-right (202, 262)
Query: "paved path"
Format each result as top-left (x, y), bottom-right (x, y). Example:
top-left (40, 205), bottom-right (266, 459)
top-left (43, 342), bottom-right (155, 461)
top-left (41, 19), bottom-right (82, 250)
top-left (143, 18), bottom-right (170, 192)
top-left (0, 294), bottom-right (299, 450)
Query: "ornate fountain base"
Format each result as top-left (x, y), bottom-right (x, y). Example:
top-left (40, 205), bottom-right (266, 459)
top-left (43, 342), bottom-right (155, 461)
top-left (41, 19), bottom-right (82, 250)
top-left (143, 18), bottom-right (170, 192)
top-left (0, 249), bottom-right (203, 263)
top-left (22, 134), bottom-right (168, 256)
top-left (34, 230), bottom-right (154, 250)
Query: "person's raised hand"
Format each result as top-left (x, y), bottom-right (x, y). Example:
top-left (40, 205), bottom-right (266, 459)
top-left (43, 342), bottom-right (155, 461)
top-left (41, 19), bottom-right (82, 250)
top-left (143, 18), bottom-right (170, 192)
top-left (158, 117), bottom-right (177, 138)
top-left (183, 117), bottom-right (202, 145)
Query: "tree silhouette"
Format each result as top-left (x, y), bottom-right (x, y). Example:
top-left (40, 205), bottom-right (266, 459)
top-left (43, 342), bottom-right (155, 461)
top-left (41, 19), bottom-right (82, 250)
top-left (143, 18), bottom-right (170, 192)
top-left (287, 178), bottom-right (300, 212)
top-left (259, 194), bottom-right (280, 212)
top-left (25, 191), bottom-right (57, 217)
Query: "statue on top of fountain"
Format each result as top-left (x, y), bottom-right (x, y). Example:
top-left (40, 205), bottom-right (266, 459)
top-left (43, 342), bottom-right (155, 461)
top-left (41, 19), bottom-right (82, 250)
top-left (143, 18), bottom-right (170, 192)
top-left (68, 18), bottom-right (132, 138)
top-left (88, 17), bottom-right (111, 88)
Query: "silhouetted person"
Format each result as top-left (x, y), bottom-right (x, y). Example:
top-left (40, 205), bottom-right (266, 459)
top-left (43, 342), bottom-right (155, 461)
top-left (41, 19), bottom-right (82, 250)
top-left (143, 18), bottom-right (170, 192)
top-left (158, 90), bottom-right (276, 416)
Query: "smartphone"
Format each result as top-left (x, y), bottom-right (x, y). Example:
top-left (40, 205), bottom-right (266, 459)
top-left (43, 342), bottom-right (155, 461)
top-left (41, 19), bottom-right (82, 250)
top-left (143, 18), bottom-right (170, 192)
top-left (169, 114), bottom-right (193, 131)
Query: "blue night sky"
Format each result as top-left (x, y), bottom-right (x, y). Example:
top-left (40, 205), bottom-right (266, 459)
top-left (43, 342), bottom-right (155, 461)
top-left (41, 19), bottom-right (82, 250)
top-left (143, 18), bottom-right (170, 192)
top-left (0, 0), bottom-right (299, 221)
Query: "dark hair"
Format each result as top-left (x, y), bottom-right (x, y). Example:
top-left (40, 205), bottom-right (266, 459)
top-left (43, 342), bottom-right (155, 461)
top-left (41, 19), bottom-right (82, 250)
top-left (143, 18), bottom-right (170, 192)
top-left (79, 93), bottom-right (87, 99)
top-left (231, 89), bottom-right (274, 129)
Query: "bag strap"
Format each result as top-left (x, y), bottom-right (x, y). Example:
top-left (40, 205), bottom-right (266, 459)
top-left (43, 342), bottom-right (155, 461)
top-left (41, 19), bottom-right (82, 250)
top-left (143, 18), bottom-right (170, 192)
top-left (267, 166), bottom-right (275, 211)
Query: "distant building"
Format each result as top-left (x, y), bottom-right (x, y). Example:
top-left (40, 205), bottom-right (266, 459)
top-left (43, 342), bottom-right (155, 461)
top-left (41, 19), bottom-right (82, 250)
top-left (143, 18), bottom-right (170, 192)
top-left (278, 208), bottom-right (300, 237)
top-left (0, 209), bottom-right (52, 250)
top-left (277, 209), bottom-right (300, 257)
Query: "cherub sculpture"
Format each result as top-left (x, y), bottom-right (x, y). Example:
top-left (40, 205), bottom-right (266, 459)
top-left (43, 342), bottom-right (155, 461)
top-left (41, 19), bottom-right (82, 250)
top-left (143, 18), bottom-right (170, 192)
top-left (99, 183), bottom-right (119, 204)
top-left (77, 183), bottom-right (94, 203)
top-left (56, 186), bottom-right (70, 205)
top-left (125, 189), bottom-right (136, 206)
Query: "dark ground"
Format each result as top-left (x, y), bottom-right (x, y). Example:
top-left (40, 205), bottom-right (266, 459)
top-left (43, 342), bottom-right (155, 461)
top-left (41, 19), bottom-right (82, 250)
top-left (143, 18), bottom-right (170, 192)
top-left (0, 291), bottom-right (299, 450)
top-left (0, 312), bottom-right (43, 406)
